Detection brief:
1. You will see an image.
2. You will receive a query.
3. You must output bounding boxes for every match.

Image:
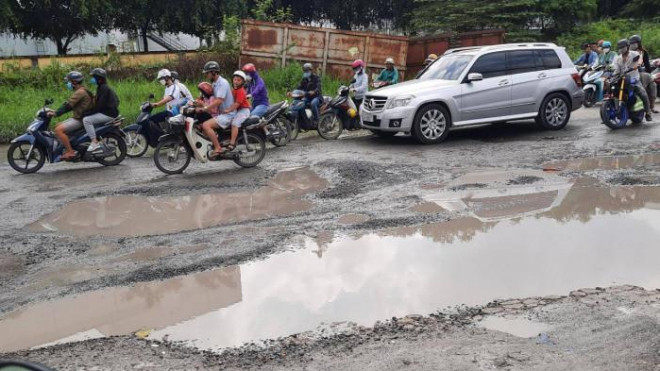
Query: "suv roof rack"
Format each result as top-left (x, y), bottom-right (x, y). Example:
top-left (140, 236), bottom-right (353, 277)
top-left (442, 46), bottom-right (484, 56)
top-left (443, 42), bottom-right (558, 56)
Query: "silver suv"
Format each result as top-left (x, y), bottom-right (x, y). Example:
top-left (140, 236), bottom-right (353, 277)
top-left (360, 43), bottom-right (584, 144)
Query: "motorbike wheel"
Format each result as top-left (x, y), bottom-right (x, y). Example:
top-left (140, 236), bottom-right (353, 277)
top-left (269, 118), bottom-right (289, 147)
top-left (631, 110), bottom-right (645, 124)
top-left (600, 100), bottom-right (628, 130)
top-left (317, 112), bottom-right (344, 140)
top-left (288, 118), bottom-right (300, 141)
top-left (96, 133), bottom-right (127, 166)
top-left (153, 140), bottom-right (192, 175)
top-left (8, 141), bottom-right (46, 174)
top-left (583, 89), bottom-right (597, 108)
top-left (234, 133), bottom-right (266, 168)
top-left (125, 129), bottom-right (148, 158)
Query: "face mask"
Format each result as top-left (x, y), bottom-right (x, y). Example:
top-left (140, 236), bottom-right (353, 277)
top-left (246, 75), bottom-right (252, 83)
top-left (603, 48), bottom-right (610, 54)
top-left (89, 77), bottom-right (98, 85)
top-left (66, 82), bottom-right (74, 91)
top-left (619, 47), bottom-right (628, 55)
top-left (630, 43), bottom-right (638, 51)
top-left (303, 72), bottom-right (311, 79)
top-left (159, 79), bottom-right (166, 86)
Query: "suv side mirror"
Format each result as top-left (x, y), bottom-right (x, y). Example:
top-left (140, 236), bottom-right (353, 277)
top-left (467, 73), bottom-right (483, 82)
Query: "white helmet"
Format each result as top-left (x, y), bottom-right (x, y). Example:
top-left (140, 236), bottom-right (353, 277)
top-left (156, 69), bottom-right (172, 81)
top-left (385, 57), bottom-right (395, 65)
top-left (233, 70), bottom-right (247, 81)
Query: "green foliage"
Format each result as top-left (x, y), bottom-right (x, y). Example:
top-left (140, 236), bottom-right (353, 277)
top-left (540, 0), bottom-right (598, 38)
top-left (252, 0), bottom-right (294, 23)
top-left (622, 0), bottom-right (659, 19)
top-left (557, 19), bottom-right (660, 58)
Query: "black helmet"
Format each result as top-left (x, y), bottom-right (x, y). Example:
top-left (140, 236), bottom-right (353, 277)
top-left (617, 39), bottom-right (629, 50)
top-left (629, 35), bottom-right (641, 44)
top-left (203, 61), bottom-right (220, 73)
top-left (90, 68), bottom-right (107, 79)
top-left (581, 42), bottom-right (590, 49)
top-left (65, 71), bottom-right (84, 83)
top-left (171, 71), bottom-right (179, 80)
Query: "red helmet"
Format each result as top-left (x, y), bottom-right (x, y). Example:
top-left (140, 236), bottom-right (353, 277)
top-left (242, 63), bottom-right (256, 73)
top-left (197, 82), bottom-right (213, 97)
top-left (351, 59), bottom-right (365, 69)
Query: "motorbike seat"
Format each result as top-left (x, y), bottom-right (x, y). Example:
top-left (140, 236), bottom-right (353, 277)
top-left (242, 116), bottom-right (261, 127)
top-left (264, 101), bottom-right (286, 117)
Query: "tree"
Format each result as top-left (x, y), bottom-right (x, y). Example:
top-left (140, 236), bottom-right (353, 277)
top-left (2, 0), bottom-right (112, 55)
top-left (251, 0), bottom-right (293, 23)
top-left (111, 0), bottom-right (169, 52)
top-left (539, 0), bottom-right (598, 39)
top-left (622, 0), bottom-right (659, 19)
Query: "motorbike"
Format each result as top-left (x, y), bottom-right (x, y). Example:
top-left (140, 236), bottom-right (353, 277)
top-left (600, 56), bottom-right (646, 130)
top-left (152, 107), bottom-right (267, 175)
top-left (581, 64), bottom-right (605, 108)
top-left (317, 84), bottom-right (361, 139)
top-left (254, 101), bottom-right (292, 147)
top-left (652, 59), bottom-right (660, 99)
top-left (122, 94), bottom-right (157, 158)
top-left (286, 90), bottom-right (333, 141)
top-left (8, 99), bottom-right (127, 174)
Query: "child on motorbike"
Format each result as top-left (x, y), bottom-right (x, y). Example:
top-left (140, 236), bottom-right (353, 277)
top-left (82, 68), bottom-right (120, 154)
top-left (216, 71), bottom-right (252, 154)
top-left (48, 71), bottom-right (94, 160)
top-left (194, 82), bottom-right (218, 123)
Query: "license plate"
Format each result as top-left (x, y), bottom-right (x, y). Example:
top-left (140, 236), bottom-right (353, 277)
top-left (362, 113), bottom-right (374, 122)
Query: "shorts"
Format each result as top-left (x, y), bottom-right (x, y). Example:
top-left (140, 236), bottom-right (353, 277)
top-left (215, 108), bottom-right (250, 129)
top-left (58, 118), bottom-right (83, 134)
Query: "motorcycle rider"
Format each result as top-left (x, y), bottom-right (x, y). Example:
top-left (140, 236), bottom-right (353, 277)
top-left (198, 61), bottom-right (235, 156)
top-left (574, 42), bottom-right (598, 66)
top-left (48, 71), bottom-right (94, 160)
top-left (171, 71), bottom-right (194, 102)
top-left (630, 34), bottom-right (658, 113)
top-left (351, 59), bottom-right (368, 109)
top-left (612, 39), bottom-right (652, 122)
top-left (242, 63), bottom-right (270, 118)
top-left (290, 63), bottom-right (322, 122)
top-left (593, 41), bottom-right (617, 102)
top-left (375, 57), bottom-right (399, 86)
top-left (150, 69), bottom-right (186, 123)
top-left (82, 68), bottom-right (120, 154)
top-left (416, 54), bottom-right (438, 78)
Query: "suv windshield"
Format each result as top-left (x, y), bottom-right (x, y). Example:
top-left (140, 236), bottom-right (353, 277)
top-left (417, 54), bottom-right (474, 81)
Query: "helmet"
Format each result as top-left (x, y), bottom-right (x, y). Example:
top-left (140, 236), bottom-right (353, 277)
top-left (581, 42), bottom-right (590, 49)
top-left (197, 82), bottom-right (213, 97)
top-left (425, 54), bottom-right (438, 64)
top-left (302, 63), bottom-right (313, 71)
top-left (351, 59), bottom-right (365, 69)
top-left (242, 63), bottom-right (256, 73)
top-left (90, 68), bottom-right (107, 79)
top-left (233, 70), bottom-right (247, 81)
top-left (171, 71), bottom-right (179, 80)
top-left (617, 39), bottom-right (629, 50)
top-left (602, 41), bottom-right (611, 48)
top-left (203, 61), bottom-right (220, 73)
top-left (65, 71), bottom-right (84, 83)
top-left (385, 57), bottom-right (394, 64)
top-left (629, 35), bottom-right (641, 44)
top-left (156, 69), bottom-right (171, 81)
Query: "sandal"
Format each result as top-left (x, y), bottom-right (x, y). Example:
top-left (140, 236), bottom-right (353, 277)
top-left (61, 151), bottom-right (77, 161)
top-left (226, 143), bottom-right (237, 152)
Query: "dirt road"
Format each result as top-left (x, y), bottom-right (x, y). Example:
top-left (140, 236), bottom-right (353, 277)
top-left (1, 108), bottom-right (659, 370)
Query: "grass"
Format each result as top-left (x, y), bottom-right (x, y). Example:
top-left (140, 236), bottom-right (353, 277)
top-left (0, 66), bottom-right (342, 142)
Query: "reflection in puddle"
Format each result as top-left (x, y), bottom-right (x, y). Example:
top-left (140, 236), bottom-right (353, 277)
top-left (338, 214), bottom-right (369, 225)
top-left (28, 168), bottom-right (328, 237)
top-left (3, 184), bottom-right (660, 353)
top-left (478, 316), bottom-right (552, 338)
top-left (544, 153), bottom-right (660, 172)
top-left (410, 202), bottom-right (445, 214)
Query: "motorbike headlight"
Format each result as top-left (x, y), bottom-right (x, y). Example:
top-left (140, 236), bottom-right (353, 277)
top-left (387, 95), bottom-right (415, 109)
top-left (348, 108), bottom-right (357, 118)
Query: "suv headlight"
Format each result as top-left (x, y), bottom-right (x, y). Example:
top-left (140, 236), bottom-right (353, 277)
top-left (387, 95), bottom-right (415, 109)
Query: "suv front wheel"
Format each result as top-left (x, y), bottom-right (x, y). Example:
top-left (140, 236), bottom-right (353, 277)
top-left (536, 93), bottom-right (570, 130)
top-left (412, 104), bottom-right (451, 144)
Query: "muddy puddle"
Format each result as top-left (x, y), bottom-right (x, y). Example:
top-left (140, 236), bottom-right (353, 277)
top-left (28, 167), bottom-right (328, 237)
top-left (3, 181), bottom-right (660, 353)
top-left (544, 153), bottom-right (660, 172)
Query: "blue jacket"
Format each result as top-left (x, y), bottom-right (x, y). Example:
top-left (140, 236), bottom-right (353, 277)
top-left (574, 51), bottom-right (598, 66)
top-left (246, 71), bottom-right (269, 107)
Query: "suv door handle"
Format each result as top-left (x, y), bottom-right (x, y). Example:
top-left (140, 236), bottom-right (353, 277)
top-left (498, 80), bottom-right (510, 86)
top-left (538, 73), bottom-right (547, 79)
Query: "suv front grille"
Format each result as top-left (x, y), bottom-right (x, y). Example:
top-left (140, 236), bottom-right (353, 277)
top-left (363, 96), bottom-right (388, 112)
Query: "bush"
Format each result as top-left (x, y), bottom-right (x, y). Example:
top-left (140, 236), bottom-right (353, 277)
top-left (557, 19), bottom-right (660, 59)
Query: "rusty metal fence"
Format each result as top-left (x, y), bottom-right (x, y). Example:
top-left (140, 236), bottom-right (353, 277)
top-left (240, 20), bottom-right (505, 80)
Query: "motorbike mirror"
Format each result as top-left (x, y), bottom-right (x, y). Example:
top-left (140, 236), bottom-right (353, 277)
top-left (44, 98), bottom-right (54, 105)
top-left (148, 94), bottom-right (155, 99)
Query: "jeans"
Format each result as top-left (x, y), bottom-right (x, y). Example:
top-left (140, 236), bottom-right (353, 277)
top-left (251, 104), bottom-right (268, 117)
top-left (304, 97), bottom-right (320, 120)
top-left (82, 113), bottom-right (113, 140)
top-left (594, 79), bottom-right (604, 101)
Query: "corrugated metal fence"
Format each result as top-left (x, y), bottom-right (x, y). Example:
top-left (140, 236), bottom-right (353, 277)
top-left (240, 20), bottom-right (505, 80)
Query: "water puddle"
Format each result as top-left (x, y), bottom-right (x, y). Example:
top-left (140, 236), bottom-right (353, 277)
top-left (544, 153), bottom-right (660, 172)
top-left (28, 168), bottom-right (328, 237)
top-left (2, 183), bottom-right (660, 353)
top-left (478, 316), bottom-right (552, 338)
top-left (338, 214), bottom-right (369, 225)
top-left (410, 202), bottom-right (446, 214)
